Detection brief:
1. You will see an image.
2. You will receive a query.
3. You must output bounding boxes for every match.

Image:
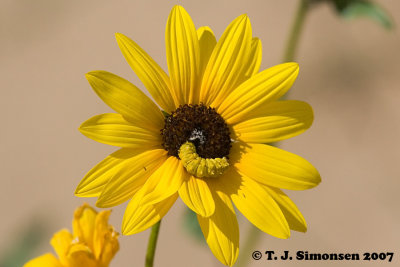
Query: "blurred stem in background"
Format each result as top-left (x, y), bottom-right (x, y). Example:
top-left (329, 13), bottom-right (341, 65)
top-left (283, 0), bottom-right (310, 62)
top-left (145, 221), bottom-right (161, 267)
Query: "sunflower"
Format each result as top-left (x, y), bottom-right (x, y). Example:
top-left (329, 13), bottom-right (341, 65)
top-left (75, 5), bottom-right (320, 266)
top-left (24, 204), bottom-right (119, 267)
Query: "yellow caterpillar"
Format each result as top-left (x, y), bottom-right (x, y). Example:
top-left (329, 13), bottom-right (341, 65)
top-left (178, 141), bottom-right (229, 178)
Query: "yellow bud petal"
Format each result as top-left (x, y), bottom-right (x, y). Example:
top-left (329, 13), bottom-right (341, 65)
top-left (99, 231), bottom-right (119, 267)
top-left (72, 203), bottom-right (97, 248)
top-left (67, 243), bottom-right (97, 267)
top-left (50, 229), bottom-right (73, 266)
top-left (93, 210), bottom-right (120, 267)
top-left (23, 253), bottom-right (63, 267)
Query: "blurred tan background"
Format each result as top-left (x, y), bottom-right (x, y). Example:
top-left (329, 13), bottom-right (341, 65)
top-left (1, 0), bottom-right (399, 266)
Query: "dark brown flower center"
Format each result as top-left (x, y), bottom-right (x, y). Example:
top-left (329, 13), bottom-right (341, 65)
top-left (161, 104), bottom-right (231, 159)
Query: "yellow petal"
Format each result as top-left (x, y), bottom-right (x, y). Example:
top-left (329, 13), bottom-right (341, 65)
top-left (134, 156), bottom-right (187, 207)
top-left (85, 70), bottom-right (164, 131)
top-left (24, 253), bottom-right (62, 267)
top-left (96, 149), bottom-right (168, 208)
top-left (50, 229), bottom-right (73, 266)
top-left (166, 5), bottom-right (200, 105)
top-left (122, 193), bottom-right (178, 235)
top-left (218, 63), bottom-right (299, 124)
top-left (232, 142), bottom-right (321, 190)
top-left (197, 26), bottom-right (217, 79)
top-left (232, 100), bottom-right (313, 143)
top-left (200, 14), bottom-right (252, 107)
top-left (178, 175), bottom-right (215, 217)
top-left (79, 113), bottom-right (162, 148)
top-left (220, 169), bottom-right (290, 239)
top-left (262, 186), bottom-right (307, 232)
top-left (93, 210), bottom-right (119, 265)
top-left (67, 243), bottom-right (97, 267)
top-left (72, 204), bottom-right (97, 248)
top-left (242, 37), bottom-right (262, 81)
top-left (93, 210), bottom-right (110, 258)
top-left (197, 191), bottom-right (239, 266)
top-left (75, 148), bottom-right (152, 197)
top-left (115, 33), bottom-right (176, 113)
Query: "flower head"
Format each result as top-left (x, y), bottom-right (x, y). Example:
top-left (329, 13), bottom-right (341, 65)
top-left (76, 5), bottom-right (320, 266)
top-left (24, 204), bottom-right (119, 267)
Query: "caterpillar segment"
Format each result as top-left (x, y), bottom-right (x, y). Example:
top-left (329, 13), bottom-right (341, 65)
top-left (179, 141), bottom-right (229, 178)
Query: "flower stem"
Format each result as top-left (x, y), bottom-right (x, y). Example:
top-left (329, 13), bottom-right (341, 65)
top-left (283, 0), bottom-right (310, 62)
top-left (145, 221), bottom-right (161, 267)
top-left (236, 2), bottom-right (310, 267)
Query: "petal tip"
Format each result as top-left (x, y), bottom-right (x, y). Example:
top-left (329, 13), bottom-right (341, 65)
top-left (95, 198), bottom-right (111, 209)
top-left (315, 174), bottom-right (322, 186)
top-left (202, 207), bottom-right (215, 218)
top-left (85, 71), bottom-right (100, 81)
top-left (121, 217), bottom-right (140, 236)
top-left (282, 232), bottom-right (291, 239)
top-left (238, 13), bottom-right (249, 20)
top-left (287, 62), bottom-right (300, 71)
top-left (74, 187), bottom-right (82, 196)
top-left (298, 226), bottom-right (308, 233)
top-left (172, 5), bottom-right (184, 11)
top-left (199, 26), bottom-right (213, 33)
top-left (307, 173), bottom-right (321, 190)
top-left (78, 122), bottom-right (86, 132)
top-left (238, 14), bottom-right (251, 25)
top-left (294, 63), bottom-right (300, 72)
top-left (77, 122), bottom-right (93, 141)
top-left (121, 225), bottom-right (141, 236)
top-left (115, 32), bottom-right (128, 45)
top-left (121, 224), bottom-right (131, 236)
top-left (274, 227), bottom-right (291, 239)
top-left (170, 5), bottom-right (187, 17)
top-left (74, 183), bottom-right (92, 197)
top-left (279, 62), bottom-right (299, 73)
top-left (306, 102), bottom-right (315, 128)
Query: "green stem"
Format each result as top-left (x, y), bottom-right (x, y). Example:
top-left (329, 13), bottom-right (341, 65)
top-left (236, 1), bottom-right (310, 267)
top-left (145, 221), bottom-right (161, 267)
top-left (283, 0), bottom-right (310, 62)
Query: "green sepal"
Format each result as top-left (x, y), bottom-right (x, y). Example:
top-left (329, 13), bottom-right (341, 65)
top-left (331, 0), bottom-right (393, 29)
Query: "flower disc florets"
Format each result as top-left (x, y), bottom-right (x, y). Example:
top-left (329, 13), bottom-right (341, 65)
top-left (161, 104), bottom-right (231, 159)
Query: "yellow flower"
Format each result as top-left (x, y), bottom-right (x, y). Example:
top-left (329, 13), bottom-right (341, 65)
top-left (75, 5), bottom-right (320, 266)
top-left (24, 204), bottom-right (119, 267)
